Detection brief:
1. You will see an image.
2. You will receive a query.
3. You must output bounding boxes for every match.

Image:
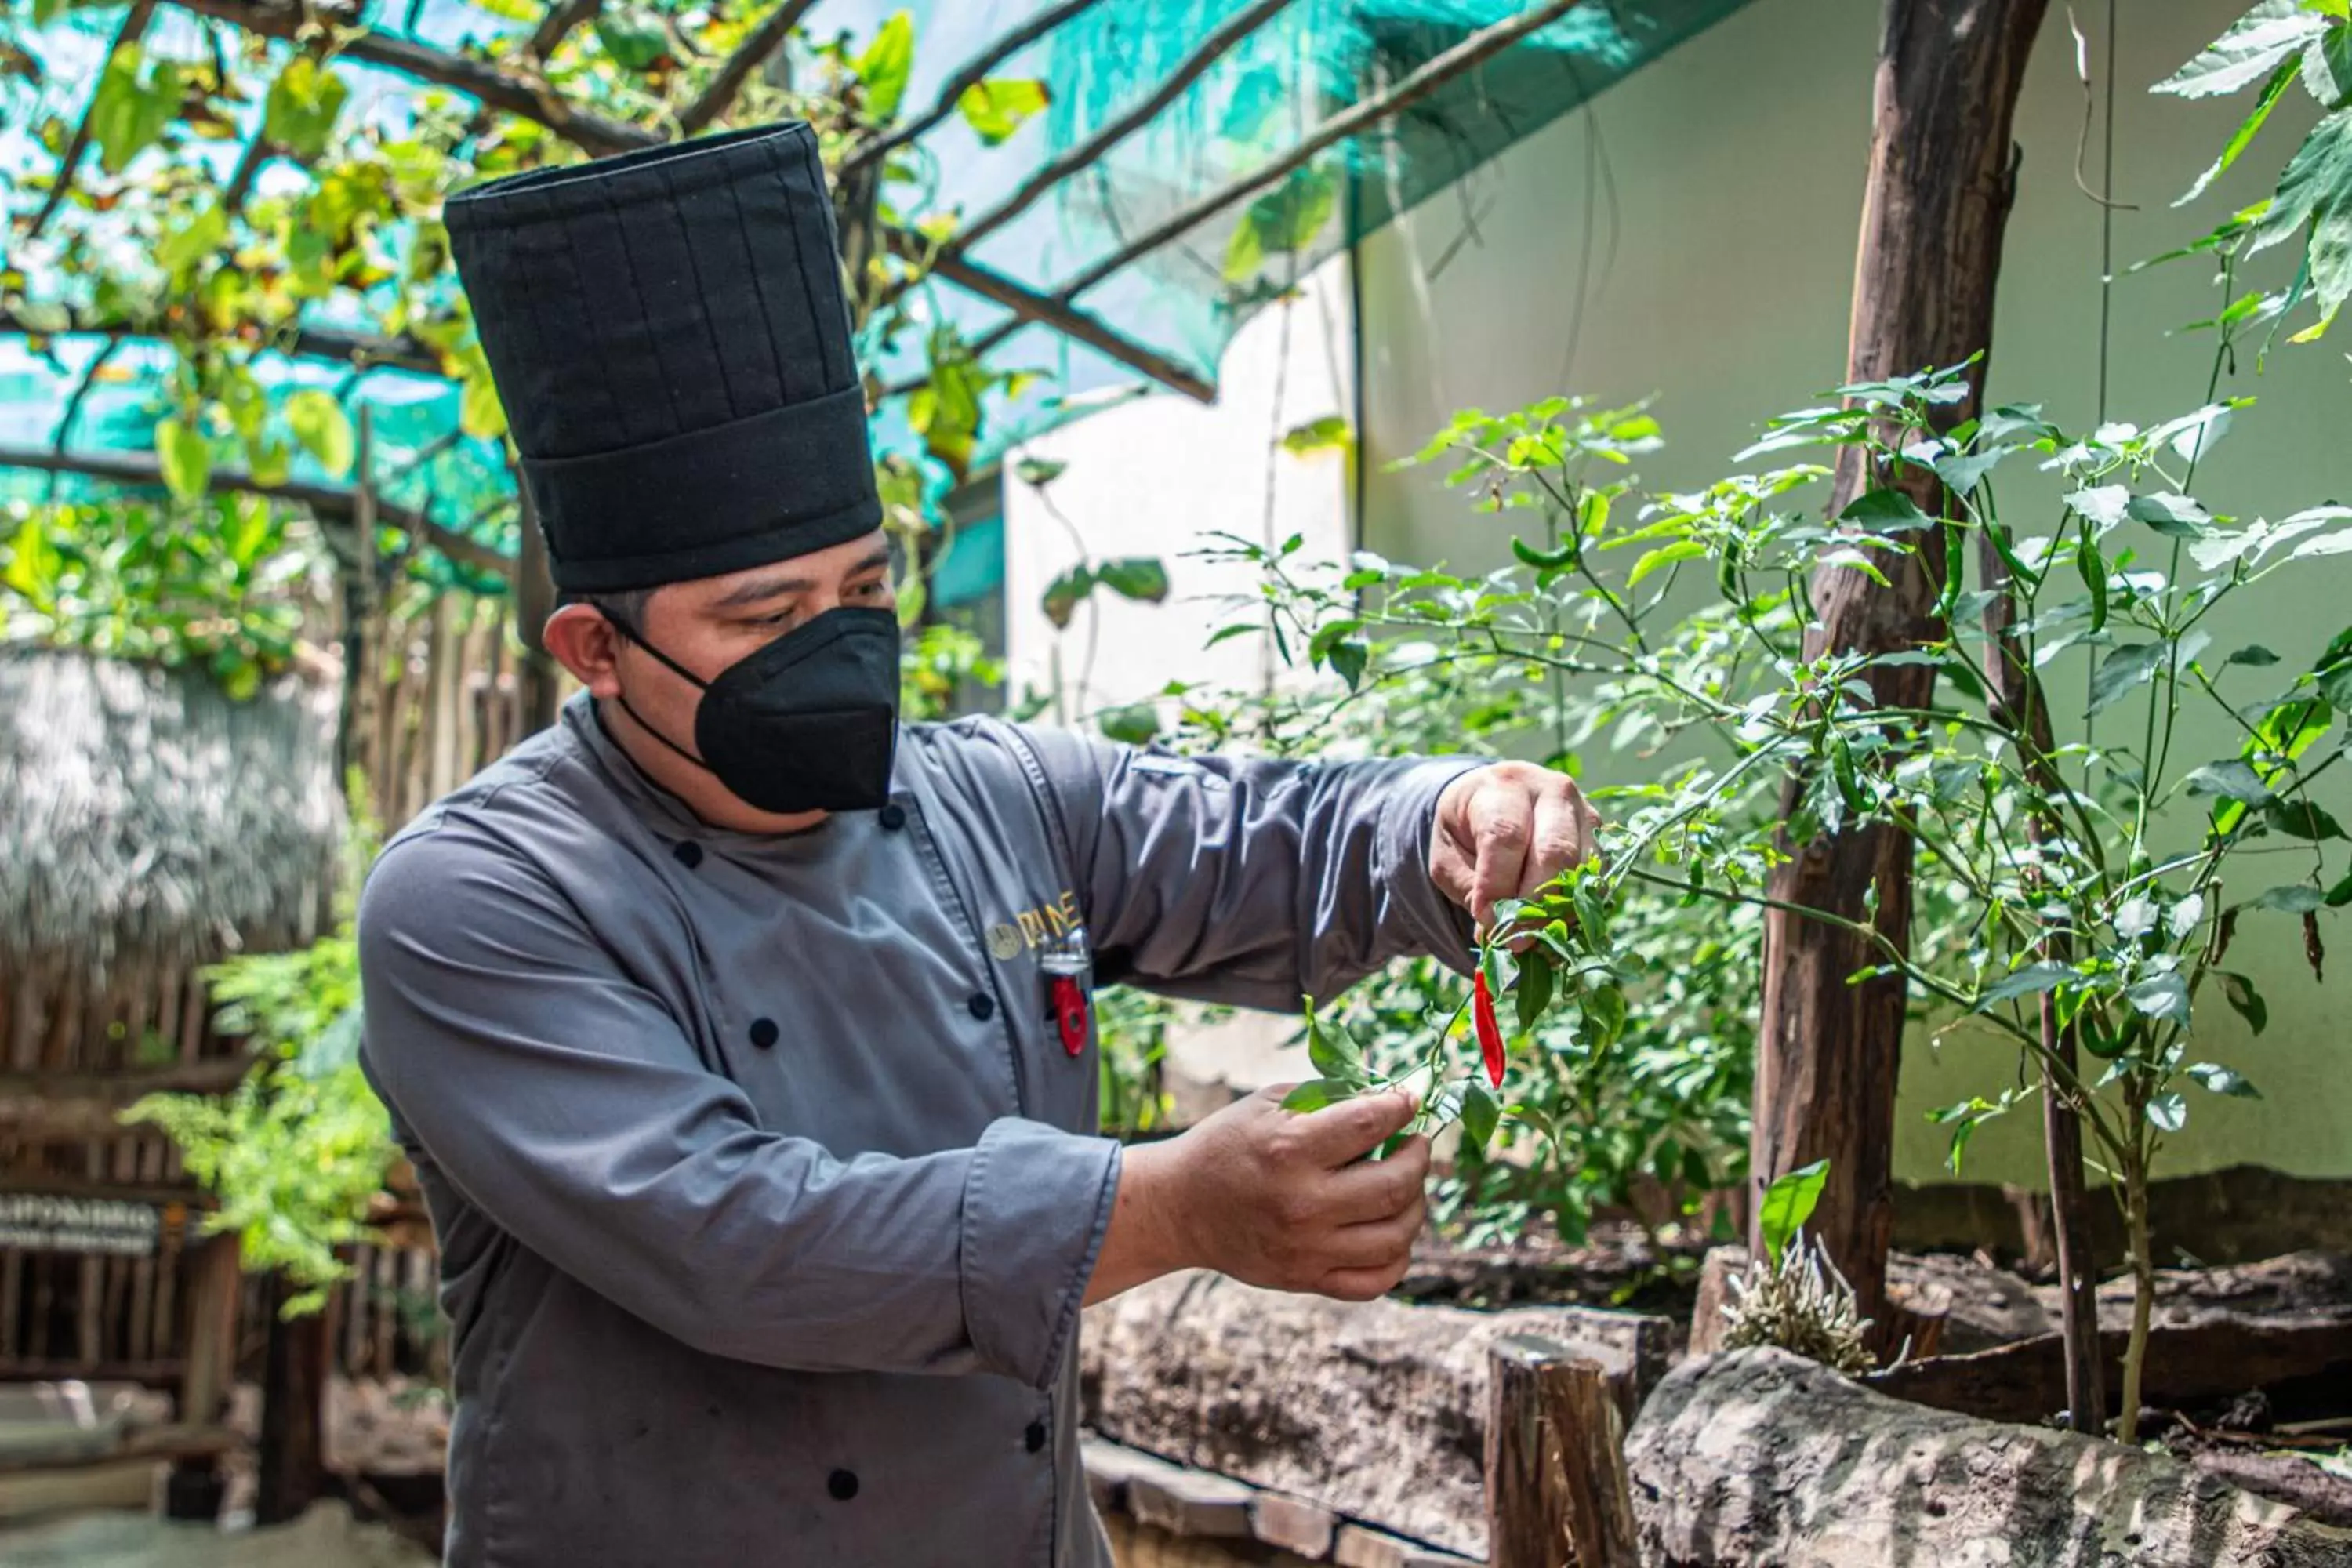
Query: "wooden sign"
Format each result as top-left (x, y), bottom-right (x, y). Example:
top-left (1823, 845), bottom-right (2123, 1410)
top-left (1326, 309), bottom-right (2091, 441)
top-left (0, 1192), bottom-right (173, 1257)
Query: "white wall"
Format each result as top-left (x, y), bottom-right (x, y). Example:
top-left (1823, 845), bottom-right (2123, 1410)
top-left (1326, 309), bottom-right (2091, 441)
top-left (1000, 262), bottom-right (1357, 725)
top-left (1354, 0), bottom-right (2352, 1185)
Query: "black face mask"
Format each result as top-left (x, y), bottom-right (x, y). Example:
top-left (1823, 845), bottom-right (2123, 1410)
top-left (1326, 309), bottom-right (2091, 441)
top-left (612, 606), bottom-right (902, 815)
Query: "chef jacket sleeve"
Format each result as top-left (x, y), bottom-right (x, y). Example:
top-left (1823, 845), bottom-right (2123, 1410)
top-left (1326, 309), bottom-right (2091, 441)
top-left (355, 824), bottom-right (1119, 1388)
top-left (1016, 727), bottom-right (1486, 1011)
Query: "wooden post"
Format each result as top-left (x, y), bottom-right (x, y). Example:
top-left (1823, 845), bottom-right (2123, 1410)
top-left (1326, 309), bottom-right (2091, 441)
top-left (165, 1231), bottom-right (240, 1519)
top-left (256, 1272), bottom-right (332, 1524)
top-left (1751, 0), bottom-right (2049, 1349)
top-left (1484, 1335), bottom-right (1639, 1568)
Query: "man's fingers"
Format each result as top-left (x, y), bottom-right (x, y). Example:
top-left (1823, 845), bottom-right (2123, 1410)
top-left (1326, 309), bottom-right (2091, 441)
top-left (1321, 1138), bottom-right (1432, 1223)
top-left (1317, 1258), bottom-right (1415, 1302)
top-left (1465, 780), bottom-right (1531, 929)
top-left (1322, 1197), bottom-right (1427, 1269)
top-left (1291, 1087), bottom-right (1417, 1167)
top-left (1517, 786), bottom-right (1593, 898)
top-left (1430, 833), bottom-right (1477, 913)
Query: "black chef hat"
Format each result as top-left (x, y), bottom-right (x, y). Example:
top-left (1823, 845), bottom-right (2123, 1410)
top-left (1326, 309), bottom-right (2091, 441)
top-left (445, 122), bottom-right (878, 593)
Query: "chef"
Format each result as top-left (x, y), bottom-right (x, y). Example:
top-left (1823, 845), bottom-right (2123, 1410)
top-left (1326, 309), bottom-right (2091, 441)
top-left (357, 121), bottom-right (1597, 1568)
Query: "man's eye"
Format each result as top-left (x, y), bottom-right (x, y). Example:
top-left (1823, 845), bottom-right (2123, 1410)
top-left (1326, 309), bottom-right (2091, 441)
top-left (851, 579), bottom-right (888, 599)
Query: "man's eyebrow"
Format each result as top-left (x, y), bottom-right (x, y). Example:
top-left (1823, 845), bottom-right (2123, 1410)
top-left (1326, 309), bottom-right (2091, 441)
top-left (706, 546), bottom-right (893, 612)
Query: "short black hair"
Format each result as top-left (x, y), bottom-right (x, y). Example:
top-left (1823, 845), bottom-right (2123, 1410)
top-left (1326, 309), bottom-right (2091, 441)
top-left (566, 586), bottom-right (655, 634)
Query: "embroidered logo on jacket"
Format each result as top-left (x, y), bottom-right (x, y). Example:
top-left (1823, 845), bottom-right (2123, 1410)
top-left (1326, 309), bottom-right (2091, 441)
top-left (985, 889), bottom-right (1083, 960)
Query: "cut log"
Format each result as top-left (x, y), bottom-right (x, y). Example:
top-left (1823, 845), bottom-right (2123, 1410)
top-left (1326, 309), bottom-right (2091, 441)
top-left (1484, 1336), bottom-right (1637, 1568)
top-left (1083, 1270), bottom-right (1671, 1559)
top-left (0, 1055), bottom-right (260, 1142)
top-left (1627, 1348), bottom-right (2352, 1567)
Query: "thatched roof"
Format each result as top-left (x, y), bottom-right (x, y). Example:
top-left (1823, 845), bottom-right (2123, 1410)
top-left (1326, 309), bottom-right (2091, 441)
top-left (0, 648), bottom-right (341, 980)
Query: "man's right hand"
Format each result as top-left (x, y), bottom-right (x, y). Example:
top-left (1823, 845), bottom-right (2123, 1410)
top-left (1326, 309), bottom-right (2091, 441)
top-left (1085, 1086), bottom-right (1430, 1306)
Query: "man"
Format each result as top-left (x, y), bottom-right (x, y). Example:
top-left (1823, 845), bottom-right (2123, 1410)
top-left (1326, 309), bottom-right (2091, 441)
top-left (358, 122), bottom-right (1595, 1568)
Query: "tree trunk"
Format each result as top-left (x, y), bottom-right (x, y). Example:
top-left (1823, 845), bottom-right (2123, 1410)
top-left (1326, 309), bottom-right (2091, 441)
top-left (1751, 0), bottom-right (2048, 1346)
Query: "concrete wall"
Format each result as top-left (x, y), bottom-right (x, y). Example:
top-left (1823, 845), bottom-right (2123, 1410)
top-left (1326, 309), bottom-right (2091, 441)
top-left (1354, 0), bottom-right (2351, 1186)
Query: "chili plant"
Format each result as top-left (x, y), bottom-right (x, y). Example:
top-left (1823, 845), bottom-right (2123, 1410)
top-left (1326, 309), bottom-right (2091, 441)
top-left (1232, 378), bottom-right (2346, 1432)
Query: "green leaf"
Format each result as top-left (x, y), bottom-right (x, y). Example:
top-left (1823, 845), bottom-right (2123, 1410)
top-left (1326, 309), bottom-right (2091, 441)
top-left (458, 355), bottom-right (507, 441)
top-left (2227, 644), bottom-right (2282, 666)
top-left (855, 11), bottom-right (916, 123)
top-left (1980, 960), bottom-right (2074, 1006)
top-left (2, 514), bottom-right (56, 610)
top-left (263, 55), bottom-right (350, 159)
top-left (1280, 1078), bottom-right (1358, 1113)
top-left (2252, 107), bottom-right (2352, 327)
top-left (2252, 883), bottom-right (2327, 911)
top-left (154, 204), bottom-right (227, 276)
top-left (1628, 539), bottom-right (1708, 587)
top-left (1097, 702), bottom-right (1160, 746)
top-left (1305, 1011), bottom-right (1363, 1083)
top-left (595, 9), bottom-right (672, 71)
top-left (2263, 796), bottom-right (2350, 839)
top-left (2065, 485), bottom-right (2132, 528)
top-left (2328, 871), bottom-right (2352, 907)
top-left (1838, 488), bottom-right (1936, 532)
top-left (1041, 565), bottom-right (1093, 629)
top-left (89, 45), bottom-right (179, 175)
top-left (2127, 492), bottom-right (2216, 537)
top-left (1280, 416), bottom-right (1353, 458)
top-left (2126, 972), bottom-right (2191, 1025)
top-left (154, 416), bottom-right (210, 503)
top-left (2155, 2), bottom-right (2328, 100)
top-left (2089, 642), bottom-right (2169, 714)
top-left (1224, 167), bottom-right (1335, 281)
top-left (2078, 528), bottom-right (2109, 634)
top-left (2185, 759), bottom-right (2275, 802)
top-left (2147, 1091), bottom-right (2188, 1134)
top-left (1014, 457), bottom-right (1067, 487)
top-left (2220, 971), bottom-right (2270, 1035)
top-left (1327, 637), bottom-right (1367, 691)
top-left (956, 77), bottom-right (1048, 145)
top-left (1757, 1159), bottom-right (1830, 1268)
top-left (1459, 1082), bottom-right (1500, 1154)
top-left (2305, 18), bottom-right (2352, 107)
top-left (2180, 56), bottom-right (2300, 203)
top-left (2189, 1062), bottom-right (2262, 1098)
top-left (1930, 448), bottom-right (2005, 495)
top-left (1514, 954), bottom-right (1554, 1032)
top-left (284, 389), bottom-right (354, 477)
top-left (1094, 557), bottom-right (1170, 604)
top-left (1582, 983), bottom-right (1627, 1051)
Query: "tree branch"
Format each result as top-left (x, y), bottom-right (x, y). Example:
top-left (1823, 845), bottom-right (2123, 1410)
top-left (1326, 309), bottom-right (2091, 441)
top-left (904, 241), bottom-right (1213, 402)
top-left (221, 132), bottom-right (272, 217)
top-left (1056, 0), bottom-right (1587, 301)
top-left (528, 0), bottom-right (601, 61)
top-left (953, 0), bottom-right (1298, 259)
top-left (0, 444), bottom-right (514, 581)
top-left (0, 307), bottom-right (441, 377)
top-left (676, 0), bottom-right (820, 136)
top-left (24, 0), bottom-right (161, 245)
top-left (839, 0), bottom-right (1112, 177)
top-left (165, 0), bottom-right (658, 157)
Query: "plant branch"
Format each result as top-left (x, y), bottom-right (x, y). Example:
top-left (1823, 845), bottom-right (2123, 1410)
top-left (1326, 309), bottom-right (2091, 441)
top-left (905, 241), bottom-right (1214, 401)
top-left (840, 0), bottom-right (1115, 177)
top-left (24, 0), bottom-right (161, 245)
top-left (528, 0), bottom-right (601, 61)
top-left (676, 0), bottom-right (819, 136)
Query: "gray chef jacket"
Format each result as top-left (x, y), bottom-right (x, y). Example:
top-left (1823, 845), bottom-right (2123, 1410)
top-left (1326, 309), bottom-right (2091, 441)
top-left (356, 692), bottom-right (1480, 1568)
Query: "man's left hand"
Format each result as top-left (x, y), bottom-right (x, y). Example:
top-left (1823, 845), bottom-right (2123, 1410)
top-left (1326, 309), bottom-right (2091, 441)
top-left (1430, 762), bottom-right (1602, 934)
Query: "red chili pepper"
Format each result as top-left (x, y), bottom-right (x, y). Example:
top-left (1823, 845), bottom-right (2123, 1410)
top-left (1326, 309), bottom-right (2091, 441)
top-left (1052, 975), bottom-right (1091, 1058)
top-left (1473, 969), bottom-right (1505, 1087)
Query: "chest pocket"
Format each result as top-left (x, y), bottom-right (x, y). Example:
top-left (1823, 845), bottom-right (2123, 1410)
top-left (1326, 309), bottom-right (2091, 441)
top-left (981, 730), bottom-right (1103, 1137)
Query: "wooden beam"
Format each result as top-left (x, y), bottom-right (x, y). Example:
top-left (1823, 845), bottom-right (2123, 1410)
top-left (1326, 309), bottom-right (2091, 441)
top-left (24, 0), bottom-right (159, 245)
top-left (839, 0), bottom-right (1115, 177)
top-left (1055, 0), bottom-right (1588, 302)
top-left (0, 445), bottom-right (514, 581)
top-left (1752, 0), bottom-right (2048, 1347)
top-left (951, 0), bottom-right (1299, 258)
top-left (0, 1421), bottom-right (238, 1477)
top-left (913, 246), bottom-right (1214, 403)
top-left (0, 1053), bottom-right (258, 1109)
top-left (676, 0), bottom-right (821, 136)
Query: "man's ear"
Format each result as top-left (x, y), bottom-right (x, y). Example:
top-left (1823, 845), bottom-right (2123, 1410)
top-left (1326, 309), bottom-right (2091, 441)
top-left (544, 604), bottom-right (626, 697)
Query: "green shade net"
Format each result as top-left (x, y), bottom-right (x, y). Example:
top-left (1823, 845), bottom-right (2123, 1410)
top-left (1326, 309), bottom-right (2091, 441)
top-left (2, 0), bottom-right (1755, 580)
